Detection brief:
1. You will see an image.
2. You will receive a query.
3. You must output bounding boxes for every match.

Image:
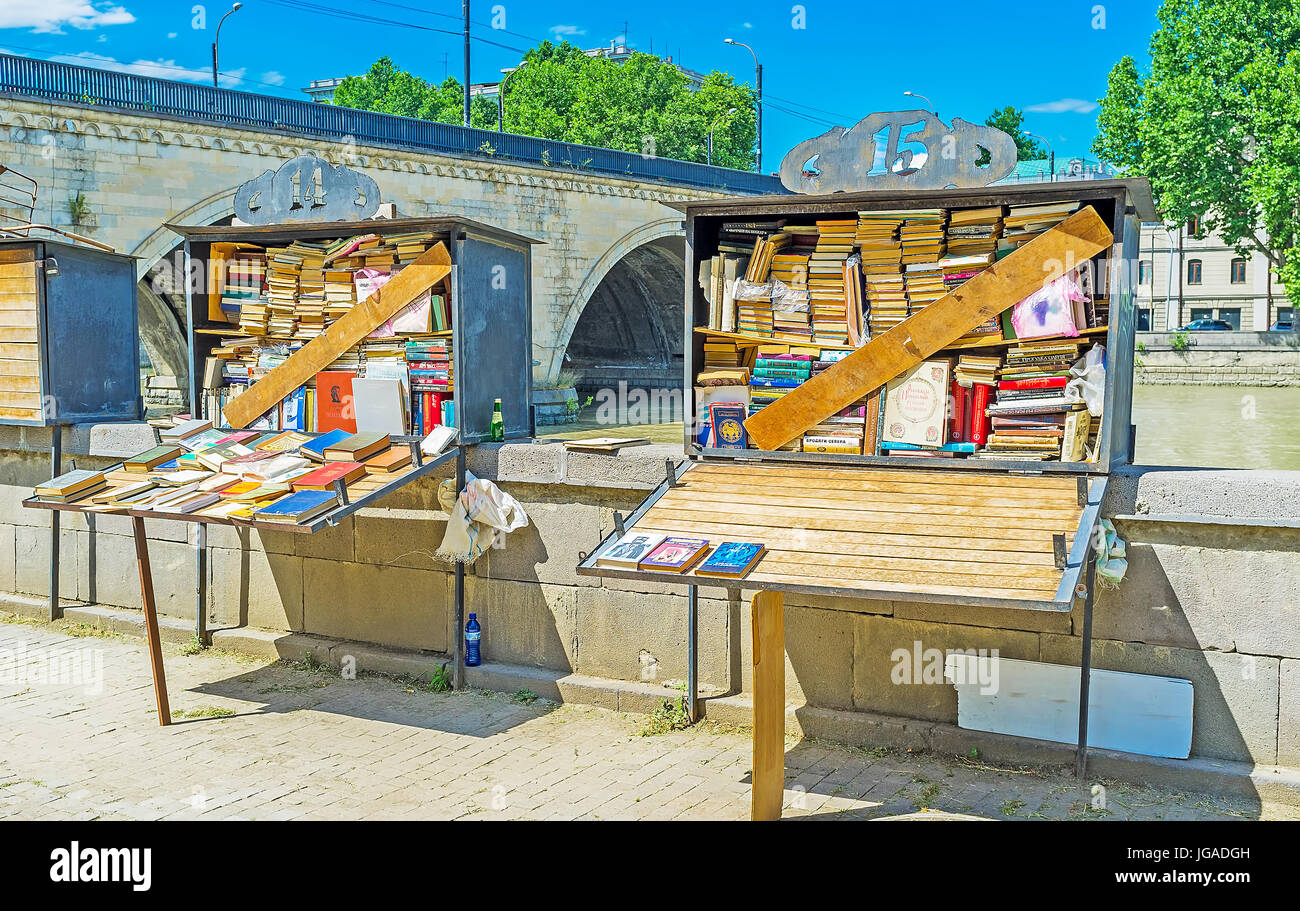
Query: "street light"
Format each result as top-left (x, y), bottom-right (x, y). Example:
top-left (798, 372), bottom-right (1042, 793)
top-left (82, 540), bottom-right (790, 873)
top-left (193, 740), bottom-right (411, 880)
top-left (708, 108), bottom-right (737, 166)
top-left (496, 62), bottom-right (526, 134)
top-left (903, 91), bottom-right (936, 117)
top-left (211, 3), bottom-right (242, 89)
top-left (1023, 130), bottom-right (1055, 181)
top-left (724, 38), bottom-right (762, 173)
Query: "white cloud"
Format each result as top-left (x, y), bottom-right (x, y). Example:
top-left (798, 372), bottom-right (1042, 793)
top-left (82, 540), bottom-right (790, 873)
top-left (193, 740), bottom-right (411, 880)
top-left (167, 32), bottom-right (177, 39)
top-left (261, 70), bottom-right (286, 86)
top-left (549, 24), bottom-right (586, 39)
top-left (0, 1), bottom-right (135, 34)
top-left (1024, 98), bottom-right (1099, 115)
top-left (47, 51), bottom-right (245, 88)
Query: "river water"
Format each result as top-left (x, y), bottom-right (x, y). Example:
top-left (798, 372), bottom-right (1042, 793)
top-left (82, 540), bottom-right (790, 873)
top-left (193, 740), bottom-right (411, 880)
top-left (1133, 385), bottom-right (1300, 470)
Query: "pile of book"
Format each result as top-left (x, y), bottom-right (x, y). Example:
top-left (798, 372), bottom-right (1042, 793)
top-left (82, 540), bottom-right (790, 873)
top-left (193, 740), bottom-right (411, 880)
top-left (407, 337), bottom-right (454, 433)
top-left (1002, 201), bottom-right (1079, 251)
top-left (980, 341), bottom-right (1089, 460)
top-left (596, 531), bottom-right (767, 579)
top-left (809, 220), bottom-right (855, 345)
top-left (221, 253), bottom-right (266, 321)
top-left (32, 419), bottom-right (438, 525)
top-left (697, 336), bottom-right (748, 387)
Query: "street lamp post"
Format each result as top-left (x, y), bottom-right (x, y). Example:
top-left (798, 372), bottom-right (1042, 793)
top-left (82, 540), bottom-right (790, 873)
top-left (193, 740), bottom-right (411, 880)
top-left (1023, 130), bottom-right (1055, 181)
top-left (708, 108), bottom-right (737, 166)
top-left (497, 62), bottom-right (526, 133)
top-left (724, 38), bottom-right (761, 173)
top-left (211, 3), bottom-right (243, 89)
top-left (903, 90), bottom-right (936, 117)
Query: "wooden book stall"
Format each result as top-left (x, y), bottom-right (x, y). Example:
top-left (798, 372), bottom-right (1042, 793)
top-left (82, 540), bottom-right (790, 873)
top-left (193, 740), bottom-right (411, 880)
top-left (578, 178), bottom-right (1157, 819)
top-left (23, 215), bottom-right (540, 723)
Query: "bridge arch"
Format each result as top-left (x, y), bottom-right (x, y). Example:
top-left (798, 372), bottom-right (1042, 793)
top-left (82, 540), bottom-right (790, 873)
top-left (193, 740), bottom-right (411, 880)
top-left (550, 217), bottom-right (686, 389)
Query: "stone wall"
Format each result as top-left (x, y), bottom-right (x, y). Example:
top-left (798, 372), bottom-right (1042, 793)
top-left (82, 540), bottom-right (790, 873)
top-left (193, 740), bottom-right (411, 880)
top-left (1, 424), bottom-right (1297, 775)
top-left (1136, 331), bottom-right (1300, 385)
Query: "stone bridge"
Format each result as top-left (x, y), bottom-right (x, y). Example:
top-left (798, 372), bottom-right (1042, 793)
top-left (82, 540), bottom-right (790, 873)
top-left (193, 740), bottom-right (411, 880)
top-left (0, 92), bottom-right (770, 405)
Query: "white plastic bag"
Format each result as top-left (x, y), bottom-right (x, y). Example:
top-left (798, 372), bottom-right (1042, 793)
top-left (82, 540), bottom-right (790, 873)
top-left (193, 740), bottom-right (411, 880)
top-left (1066, 344), bottom-right (1106, 416)
top-left (437, 477), bottom-right (530, 564)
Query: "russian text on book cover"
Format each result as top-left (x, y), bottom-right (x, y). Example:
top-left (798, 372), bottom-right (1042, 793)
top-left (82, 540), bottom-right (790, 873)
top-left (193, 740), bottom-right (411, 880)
top-left (780, 111), bottom-right (1018, 194)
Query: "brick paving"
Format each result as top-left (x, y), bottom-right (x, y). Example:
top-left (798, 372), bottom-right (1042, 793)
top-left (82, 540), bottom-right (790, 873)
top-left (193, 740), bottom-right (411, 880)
top-left (0, 616), bottom-right (1286, 821)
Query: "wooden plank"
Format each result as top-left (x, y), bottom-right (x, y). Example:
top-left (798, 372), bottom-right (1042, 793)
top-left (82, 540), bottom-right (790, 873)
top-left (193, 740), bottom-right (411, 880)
top-left (743, 206), bottom-right (1114, 449)
top-left (945, 655), bottom-right (1193, 759)
top-left (0, 277), bottom-right (36, 295)
top-left (750, 590), bottom-right (784, 821)
top-left (745, 570), bottom-right (1058, 601)
top-left (132, 516), bottom-right (172, 727)
top-left (0, 406), bottom-right (41, 421)
top-left (0, 374), bottom-right (41, 393)
top-left (222, 242), bottom-right (453, 428)
top-left (643, 498), bottom-right (1074, 534)
top-left (680, 478), bottom-right (1080, 511)
top-left (0, 309), bottom-right (38, 328)
top-left (689, 463), bottom-right (1079, 493)
top-left (0, 293), bottom-right (39, 310)
top-left (741, 549), bottom-right (1061, 579)
top-left (0, 249), bottom-right (35, 266)
top-left (0, 390), bottom-right (43, 409)
top-left (0, 343), bottom-right (39, 361)
top-left (670, 486), bottom-right (1083, 520)
top-left (0, 326), bottom-right (38, 343)
top-left (747, 558), bottom-right (1061, 592)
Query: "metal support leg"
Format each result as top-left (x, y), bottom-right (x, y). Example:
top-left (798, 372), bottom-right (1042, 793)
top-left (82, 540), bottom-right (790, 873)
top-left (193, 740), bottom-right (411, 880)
top-left (686, 585), bottom-right (699, 723)
top-left (49, 425), bottom-right (62, 621)
top-left (452, 444), bottom-right (467, 690)
top-left (195, 523), bottom-right (208, 645)
top-left (132, 516), bottom-right (171, 726)
top-left (1074, 553), bottom-right (1098, 778)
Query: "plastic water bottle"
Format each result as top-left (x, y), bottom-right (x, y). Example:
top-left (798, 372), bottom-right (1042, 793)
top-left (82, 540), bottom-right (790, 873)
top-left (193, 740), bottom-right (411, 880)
top-left (464, 613), bottom-right (481, 667)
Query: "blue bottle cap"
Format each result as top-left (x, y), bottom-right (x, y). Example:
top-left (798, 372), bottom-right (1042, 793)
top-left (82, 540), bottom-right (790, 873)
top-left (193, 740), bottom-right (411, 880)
top-left (469, 613), bottom-right (476, 619)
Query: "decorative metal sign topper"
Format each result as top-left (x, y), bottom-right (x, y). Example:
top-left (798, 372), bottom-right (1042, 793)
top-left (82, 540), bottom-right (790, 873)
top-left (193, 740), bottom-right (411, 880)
top-left (779, 111), bottom-right (1018, 194)
top-left (233, 154), bottom-right (382, 225)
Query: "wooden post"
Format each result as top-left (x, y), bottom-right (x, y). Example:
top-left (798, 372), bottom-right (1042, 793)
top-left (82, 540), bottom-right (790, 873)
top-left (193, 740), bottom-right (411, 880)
top-left (132, 516), bottom-right (171, 726)
top-left (751, 590), bottom-right (784, 821)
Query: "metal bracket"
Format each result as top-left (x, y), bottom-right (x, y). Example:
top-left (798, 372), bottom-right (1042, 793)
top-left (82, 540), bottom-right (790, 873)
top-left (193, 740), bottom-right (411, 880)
top-left (1128, 424), bottom-right (1137, 462)
top-left (410, 440), bottom-right (423, 468)
top-left (1053, 533), bottom-right (1068, 570)
top-left (1077, 477), bottom-right (1089, 507)
top-left (666, 459), bottom-right (679, 488)
top-left (613, 511), bottom-right (626, 538)
top-left (334, 478), bottom-right (349, 506)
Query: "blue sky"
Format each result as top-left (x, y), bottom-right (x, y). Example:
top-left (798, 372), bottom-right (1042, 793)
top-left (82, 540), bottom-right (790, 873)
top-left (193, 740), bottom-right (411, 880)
top-left (1, 1), bottom-right (1163, 172)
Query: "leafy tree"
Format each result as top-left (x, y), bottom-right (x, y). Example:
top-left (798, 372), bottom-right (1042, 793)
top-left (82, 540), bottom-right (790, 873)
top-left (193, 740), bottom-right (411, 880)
top-left (1093, 0), bottom-right (1300, 290)
top-left (334, 44), bottom-right (758, 169)
top-left (974, 107), bottom-right (1046, 166)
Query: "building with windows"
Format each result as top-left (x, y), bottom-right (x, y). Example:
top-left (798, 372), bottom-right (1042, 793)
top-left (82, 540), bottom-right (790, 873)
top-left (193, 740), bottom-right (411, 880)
top-left (1134, 216), bottom-right (1292, 331)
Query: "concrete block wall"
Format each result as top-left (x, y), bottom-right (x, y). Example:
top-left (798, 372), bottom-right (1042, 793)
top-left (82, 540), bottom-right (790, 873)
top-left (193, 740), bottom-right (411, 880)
top-left (2, 428), bottom-right (1297, 772)
top-left (1135, 332), bottom-right (1300, 385)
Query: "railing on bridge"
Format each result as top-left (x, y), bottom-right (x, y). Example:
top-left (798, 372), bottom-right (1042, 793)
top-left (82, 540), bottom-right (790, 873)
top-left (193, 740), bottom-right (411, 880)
top-left (0, 53), bottom-right (785, 196)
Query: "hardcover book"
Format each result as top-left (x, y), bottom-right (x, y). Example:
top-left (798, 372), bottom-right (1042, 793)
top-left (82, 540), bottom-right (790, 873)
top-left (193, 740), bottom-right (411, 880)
top-left (290, 461), bottom-right (366, 491)
top-left (882, 359), bottom-right (952, 447)
top-left (252, 489), bottom-right (339, 525)
top-left (638, 537), bottom-right (711, 574)
top-left (298, 428), bottom-right (351, 462)
top-left (694, 542), bottom-right (766, 578)
top-left (323, 431), bottom-right (390, 462)
top-left (122, 446), bottom-right (183, 473)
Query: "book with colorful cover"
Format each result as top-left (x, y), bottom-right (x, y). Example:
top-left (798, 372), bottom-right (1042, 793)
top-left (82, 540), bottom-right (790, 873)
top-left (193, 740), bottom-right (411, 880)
top-left (252, 489), bottom-right (339, 525)
top-left (315, 371), bottom-right (358, 434)
top-left (290, 461), bottom-right (366, 490)
top-left (882, 359), bottom-right (952, 447)
top-left (694, 542), bottom-right (766, 578)
top-left (708, 402), bottom-right (748, 449)
top-left (298, 428), bottom-right (351, 461)
top-left (596, 531), bottom-right (667, 569)
top-left (638, 537), bottom-right (711, 574)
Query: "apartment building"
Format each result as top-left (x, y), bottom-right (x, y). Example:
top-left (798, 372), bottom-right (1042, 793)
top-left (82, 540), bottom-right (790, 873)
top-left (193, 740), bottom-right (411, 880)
top-left (1136, 215), bottom-right (1292, 331)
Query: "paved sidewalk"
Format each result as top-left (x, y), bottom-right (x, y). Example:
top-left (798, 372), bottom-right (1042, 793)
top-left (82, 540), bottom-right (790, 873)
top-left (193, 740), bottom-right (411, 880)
top-left (0, 616), bottom-right (1284, 821)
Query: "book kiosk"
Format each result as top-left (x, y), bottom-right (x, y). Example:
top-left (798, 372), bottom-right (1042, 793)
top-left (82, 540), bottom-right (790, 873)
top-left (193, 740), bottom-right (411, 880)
top-left (578, 176), bottom-right (1157, 820)
top-left (24, 215), bottom-right (538, 723)
top-left (0, 236), bottom-right (142, 621)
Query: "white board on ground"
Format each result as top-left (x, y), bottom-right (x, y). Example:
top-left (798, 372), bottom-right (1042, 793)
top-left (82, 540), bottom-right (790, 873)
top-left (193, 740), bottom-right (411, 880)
top-left (944, 654), bottom-right (1193, 760)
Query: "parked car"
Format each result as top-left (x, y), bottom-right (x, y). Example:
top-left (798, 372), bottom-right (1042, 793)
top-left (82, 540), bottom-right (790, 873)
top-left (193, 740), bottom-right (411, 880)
top-left (1178, 318), bottom-right (1235, 331)
top-left (1269, 320), bottom-right (1294, 332)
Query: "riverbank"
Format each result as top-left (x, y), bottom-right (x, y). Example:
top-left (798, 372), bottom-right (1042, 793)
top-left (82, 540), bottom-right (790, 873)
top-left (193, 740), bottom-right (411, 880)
top-left (1136, 331), bottom-right (1299, 386)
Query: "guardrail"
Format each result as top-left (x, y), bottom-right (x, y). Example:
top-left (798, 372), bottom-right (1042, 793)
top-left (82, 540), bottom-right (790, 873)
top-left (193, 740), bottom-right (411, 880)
top-left (0, 53), bottom-right (785, 196)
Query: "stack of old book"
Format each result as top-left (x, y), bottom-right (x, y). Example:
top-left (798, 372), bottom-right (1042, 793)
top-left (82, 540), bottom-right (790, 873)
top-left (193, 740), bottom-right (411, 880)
top-left (698, 335), bottom-right (748, 386)
top-left (801, 399), bottom-right (867, 454)
top-left (980, 340), bottom-right (1087, 460)
top-left (265, 245), bottom-right (302, 338)
top-left (945, 207), bottom-right (1004, 258)
top-left (719, 219), bottom-right (785, 250)
top-left (856, 211), bottom-right (909, 340)
top-left (1001, 201), bottom-right (1079, 253)
top-left (324, 267), bottom-right (356, 318)
top-left (221, 253), bottom-right (266, 323)
top-left (809, 220), bottom-right (855, 345)
top-left (900, 210), bottom-right (947, 318)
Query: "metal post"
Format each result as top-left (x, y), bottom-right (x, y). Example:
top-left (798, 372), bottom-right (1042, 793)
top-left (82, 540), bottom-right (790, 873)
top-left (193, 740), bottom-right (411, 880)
top-left (462, 1), bottom-right (472, 128)
top-left (686, 585), bottom-right (699, 723)
top-left (48, 424), bottom-right (62, 621)
top-left (195, 523), bottom-right (208, 645)
top-left (1074, 551), bottom-right (1098, 778)
top-left (452, 444), bottom-right (467, 689)
top-left (755, 62), bottom-right (763, 174)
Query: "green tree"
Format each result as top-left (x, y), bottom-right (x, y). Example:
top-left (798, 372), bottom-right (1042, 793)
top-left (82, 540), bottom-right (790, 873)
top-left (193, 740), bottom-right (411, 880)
top-left (1093, 0), bottom-right (1300, 290)
top-left (975, 107), bottom-right (1046, 166)
top-left (332, 57), bottom-right (498, 129)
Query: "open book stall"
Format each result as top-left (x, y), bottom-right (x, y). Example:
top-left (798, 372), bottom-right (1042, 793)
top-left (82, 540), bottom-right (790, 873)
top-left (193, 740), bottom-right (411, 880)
top-left (579, 178), bottom-right (1157, 819)
top-left (24, 215), bottom-right (539, 725)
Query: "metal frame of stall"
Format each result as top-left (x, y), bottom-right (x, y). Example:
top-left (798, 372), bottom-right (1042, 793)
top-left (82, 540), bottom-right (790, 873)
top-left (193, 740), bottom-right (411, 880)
top-left (578, 178), bottom-right (1157, 819)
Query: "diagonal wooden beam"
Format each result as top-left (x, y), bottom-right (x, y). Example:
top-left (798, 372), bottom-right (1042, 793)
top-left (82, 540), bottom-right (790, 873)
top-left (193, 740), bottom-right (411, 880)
top-left (743, 206), bottom-right (1114, 451)
top-left (222, 242), bottom-right (453, 429)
